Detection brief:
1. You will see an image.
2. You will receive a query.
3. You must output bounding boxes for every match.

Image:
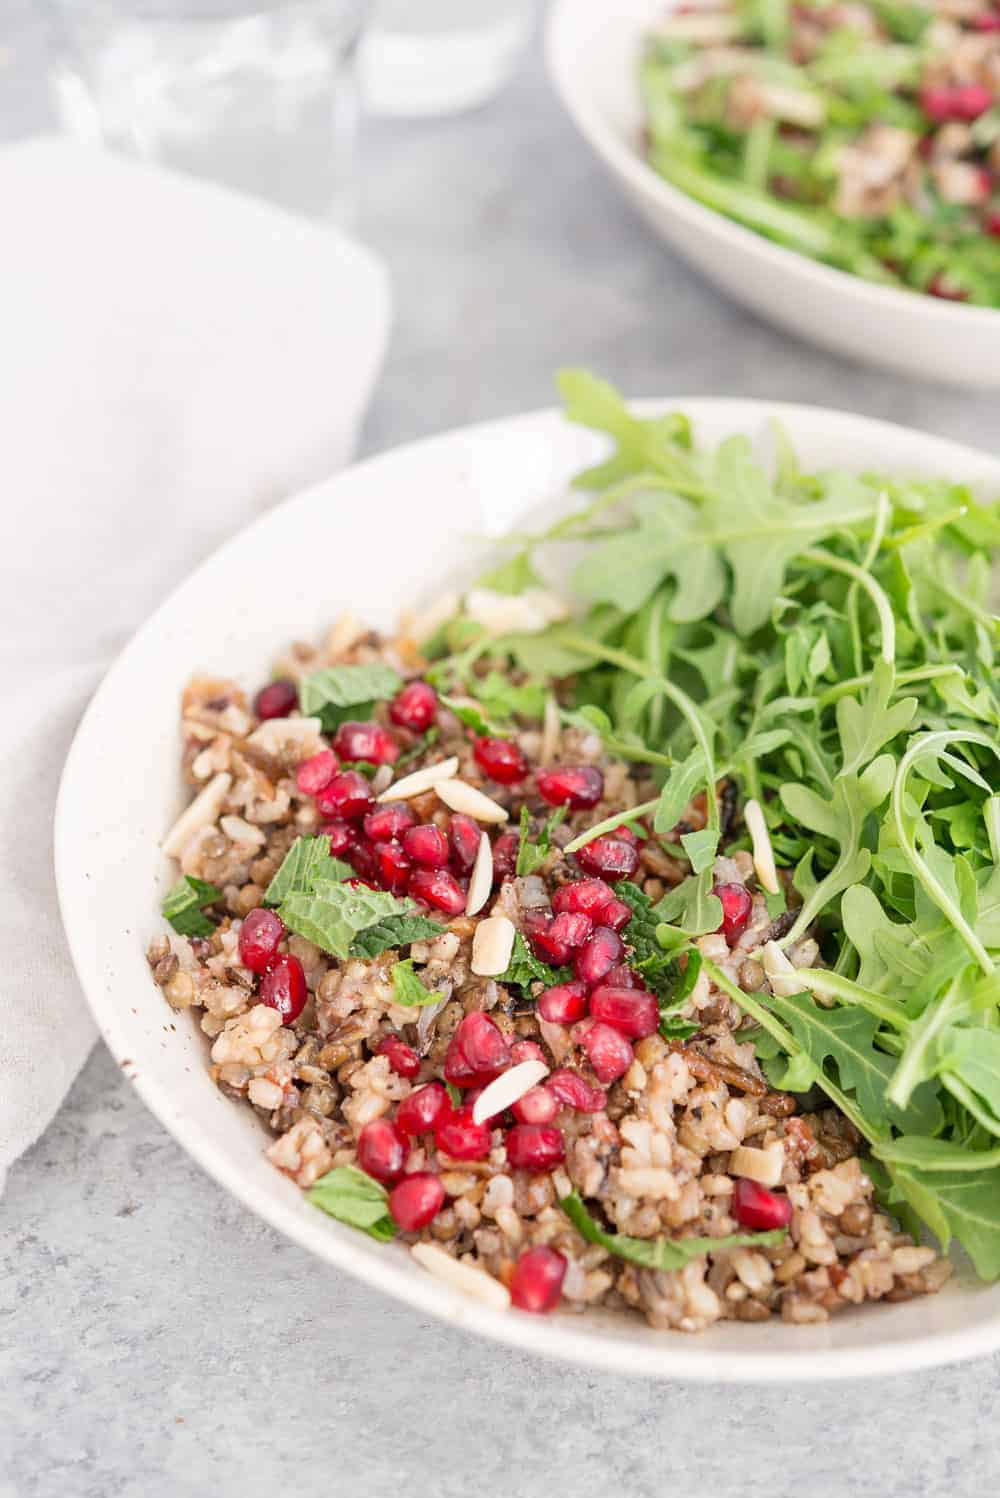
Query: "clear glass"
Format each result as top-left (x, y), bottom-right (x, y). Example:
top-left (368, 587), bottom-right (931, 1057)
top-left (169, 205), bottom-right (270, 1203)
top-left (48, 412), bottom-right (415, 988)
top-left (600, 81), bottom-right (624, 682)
top-left (359, 0), bottom-right (534, 118)
top-left (46, 0), bottom-right (370, 219)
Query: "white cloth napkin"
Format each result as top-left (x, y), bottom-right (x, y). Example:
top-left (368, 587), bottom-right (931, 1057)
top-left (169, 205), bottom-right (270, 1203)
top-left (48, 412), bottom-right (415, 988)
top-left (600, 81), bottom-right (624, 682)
top-left (0, 139), bottom-right (391, 1194)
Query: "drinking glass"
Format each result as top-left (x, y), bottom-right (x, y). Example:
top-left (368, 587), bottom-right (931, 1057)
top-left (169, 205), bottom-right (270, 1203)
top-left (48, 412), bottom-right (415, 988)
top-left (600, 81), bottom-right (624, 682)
top-left (47, 0), bottom-right (371, 218)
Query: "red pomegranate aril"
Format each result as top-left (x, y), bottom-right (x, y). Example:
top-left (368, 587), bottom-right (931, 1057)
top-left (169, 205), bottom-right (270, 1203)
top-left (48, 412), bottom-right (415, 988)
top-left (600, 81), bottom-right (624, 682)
top-left (238, 907), bottom-right (285, 973)
top-left (448, 814), bottom-right (482, 873)
top-left (344, 875), bottom-right (377, 890)
top-left (927, 271), bottom-right (969, 301)
top-left (921, 82), bottom-right (993, 122)
top-left (357, 1118), bottom-right (408, 1183)
top-left (363, 802), bottom-right (416, 843)
top-left (510, 1039), bottom-right (547, 1066)
top-left (546, 1068), bottom-right (607, 1113)
top-left (333, 720), bottom-right (400, 766)
top-left (315, 770), bottom-right (375, 822)
top-left (320, 818), bottom-right (355, 856)
top-left (536, 764), bottom-right (604, 810)
top-left (409, 866), bottom-right (467, 915)
top-left (473, 736), bottom-right (529, 785)
top-left (600, 898), bottom-right (633, 932)
top-left (604, 963), bottom-right (645, 989)
top-left (510, 1245), bottom-right (567, 1313)
top-left (987, 210), bottom-right (1000, 238)
top-left (530, 911), bottom-right (593, 966)
top-left (511, 1086), bottom-right (559, 1125)
top-left (295, 747), bottom-right (338, 796)
top-left (258, 952), bottom-right (307, 1024)
top-left (390, 680), bottom-right (437, 732)
top-left (576, 836), bottom-right (640, 879)
top-left (579, 1022), bottom-right (634, 1083)
top-left (491, 831), bottom-right (520, 881)
top-left (713, 881), bottom-right (754, 945)
top-left (396, 1082), bottom-right (451, 1136)
top-left (377, 1034), bottom-right (421, 1079)
top-left (551, 878), bottom-right (615, 920)
top-left (537, 980), bottom-right (589, 1024)
top-left (374, 840), bottom-right (411, 893)
top-left (253, 678), bottom-right (297, 721)
top-left (589, 985), bottom-right (659, 1039)
top-left (389, 1171), bottom-right (446, 1232)
top-left (975, 8), bottom-right (1000, 26)
top-left (573, 926), bottom-right (624, 987)
top-left (401, 823), bottom-right (449, 869)
top-left (731, 1178), bottom-right (793, 1231)
top-left (435, 1106), bottom-right (492, 1160)
top-left (506, 1123), bottom-right (565, 1172)
top-left (443, 1011), bottom-right (511, 1087)
top-left (346, 836), bottom-right (379, 884)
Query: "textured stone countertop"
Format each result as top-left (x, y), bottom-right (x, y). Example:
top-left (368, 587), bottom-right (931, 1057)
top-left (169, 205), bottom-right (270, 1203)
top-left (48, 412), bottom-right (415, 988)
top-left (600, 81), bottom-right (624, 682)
top-left (1, 5), bottom-right (998, 1495)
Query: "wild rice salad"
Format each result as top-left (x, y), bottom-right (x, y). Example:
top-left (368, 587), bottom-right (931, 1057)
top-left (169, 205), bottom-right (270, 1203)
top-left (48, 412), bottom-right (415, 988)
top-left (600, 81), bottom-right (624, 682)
top-left (149, 374), bottom-right (1000, 1329)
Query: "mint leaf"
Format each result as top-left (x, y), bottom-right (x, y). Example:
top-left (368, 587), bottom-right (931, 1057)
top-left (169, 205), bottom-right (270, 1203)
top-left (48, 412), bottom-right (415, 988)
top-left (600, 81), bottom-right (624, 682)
top-left (516, 806), bottom-right (567, 877)
top-left (499, 931), bottom-right (571, 992)
top-left (351, 913), bottom-right (445, 959)
top-left (299, 664), bottom-right (402, 733)
top-left (280, 885), bottom-right (419, 960)
top-left (162, 875), bottom-right (223, 938)
top-left (391, 958), bottom-right (442, 1006)
top-left (308, 1165), bottom-right (396, 1242)
top-left (264, 835), bottom-right (351, 907)
top-left (560, 1191), bottom-right (785, 1270)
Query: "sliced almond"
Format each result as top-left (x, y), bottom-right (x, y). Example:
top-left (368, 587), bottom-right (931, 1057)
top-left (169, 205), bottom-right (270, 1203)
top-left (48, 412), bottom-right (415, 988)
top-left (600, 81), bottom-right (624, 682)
top-left (410, 1243), bottom-right (511, 1309)
top-left (220, 814), bottom-right (266, 848)
top-left (471, 914), bottom-right (516, 976)
top-left (744, 798), bottom-right (780, 895)
top-left (377, 755), bottom-right (460, 803)
top-left (435, 778), bottom-right (509, 824)
top-left (472, 1059), bottom-right (549, 1125)
top-left (761, 940), bottom-right (808, 998)
top-left (730, 1142), bottom-right (785, 1188)
top-left (162, 772), bottom-right (232, 859)
top-left (465, 833), bottom-right (494, 916)
top-left (246, 716), bottom-right (323, 754)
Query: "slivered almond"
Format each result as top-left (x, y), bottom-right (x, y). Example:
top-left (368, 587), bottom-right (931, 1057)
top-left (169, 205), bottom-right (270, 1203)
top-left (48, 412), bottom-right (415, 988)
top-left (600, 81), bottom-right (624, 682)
top-left (465, 833), bottom-right (494, 916)
top-left (246, 716), bottom-right (323, 753)
top-left (471, 914), bottom-right (516, 976)
top-left (436, 778), bottom-right (509, 823)
top-left (744, 798), bottom-right (780, 895)
top-left (730, 1142), bottom-right (785, 1187)
top-left (472, 1059), bottom-right (549, 1125)
top-left (410, 1243), bottom-right (511, 1309)
top-left (377, 755), bottom-right (459, 803)
top-left (162, 772), bottom-right (232, 859)
top-left (761, 940), bottom-right (808, 998)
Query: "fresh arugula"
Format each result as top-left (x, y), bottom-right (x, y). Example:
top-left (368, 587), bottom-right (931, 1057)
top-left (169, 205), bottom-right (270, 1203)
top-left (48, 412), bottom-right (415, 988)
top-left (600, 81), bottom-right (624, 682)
top-left (560, 1191), bottom-right (786, 1270)
top-left (308, 1166), bottom-right (397, 1242)
top-left (161, 876), bottom-right (223, 938)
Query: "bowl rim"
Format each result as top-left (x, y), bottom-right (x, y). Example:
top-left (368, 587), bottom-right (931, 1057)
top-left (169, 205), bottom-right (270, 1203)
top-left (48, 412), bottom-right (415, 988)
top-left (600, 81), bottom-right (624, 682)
top-left (55, 398), bottom-right (1000, 1383)
top-left (544, 0), bottom-right (1000, 331)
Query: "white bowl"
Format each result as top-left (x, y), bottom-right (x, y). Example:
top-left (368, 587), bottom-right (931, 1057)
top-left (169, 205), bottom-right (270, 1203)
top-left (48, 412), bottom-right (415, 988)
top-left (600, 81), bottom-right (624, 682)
top-left (546, 0), bottom-right (1000, 387)
top-left (55, 400), bottom-right (1000, 1381)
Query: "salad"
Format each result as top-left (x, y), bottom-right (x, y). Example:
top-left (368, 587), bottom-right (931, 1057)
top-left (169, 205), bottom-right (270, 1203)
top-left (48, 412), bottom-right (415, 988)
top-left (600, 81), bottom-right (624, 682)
top-left (149, 372), bottom-right (999, 1329)
top-left (641, 0), bottom-right (1000, 305)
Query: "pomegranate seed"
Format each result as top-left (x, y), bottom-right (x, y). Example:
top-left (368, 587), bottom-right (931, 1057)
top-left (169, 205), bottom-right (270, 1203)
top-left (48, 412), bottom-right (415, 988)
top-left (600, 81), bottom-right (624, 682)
top-left (377, 1034), bottom-right (421, 1079)
top-left (346, 835), bottom-right (379, 883)
top-left (344, 876), bottom-right (377, 890)
top-left (491, 831), bottom-right (520, 881)
top-left (435, 1106), bottom-right (492, 1160)
top-left (390, 680), bottom-right (438, 732)
top-left (604, 963), bottom-right (645, 989)
top-left (258, 953), bottom-right (307, 1023)
top-left (546, 1068), bottom-right (607, 1112)
top-left (364, 803), bottom-right (417, 843)
top-left (315, 770), bottom-right (374, 821)
top-left (401, 823), bottom-right (449, 869)
top-left (600, 898), bottom-right (633, 932)
top-left (536, 765), bottom-right (604, 809)
top-left (576, 836), bottom-right (640, 879)
top-left (713, 882), bottom-right (753, 944)
top-left (512, 1086), bottom-right (559, 1124)
top-left (295, 748), bottom-right (338, 796)
top-left (986, 210), bottom-right (1000, 237)
top-left (537, 980), bottom-right (589, 1024)
top-left (589, 985), bottom-right (659, 1039)
top-left (975, 8), bottom-right (1000, 26)
top-left (530, 911), bottom-right (593, 966)
top-left (927, 272), bottom-right (969, 301)
top-left (253, 678), bottom-right (297, 721)
top-left (579, 1022), bottom-right (633, 1083)
top-left (448, 813), bottom-right (482, 873)
top-left (573, 926), bottom-right (624, 987)
top-left (238, 907), bottom-right (285, 973)
top-left (396, 1082), bottom-right (451, 1136)
top-left (409, 867), bottom-right (467, 915)
top-left (614, 825), bottom-right (643, 844)
top-left (473, 737), bottom-right (529, 784)
top-left (443, 1012), bottom-right (511, 1087)
top-left (506, 1123), bottom-right (565, 1172)
top-left (552, 878), bottom-right (615, 920)
top-left (333, 720), bottom-right (399, 765)
top-left (389, 1171), bottom-right (446, 1231)
top-left (357, 1118), bottom-right (408, 1183)
top-left (374, 840), bottom-right (411, 893)
top-left (320, 819), bottom-right (355, 856)
top-left (731, 1178), bottom-right (793, 1231)
top-left (921, 82), bottom-right (993, 122)
top-left (510, 1245), bottom-right (567, 1313)
top-left (511, 1039), bottom-right (547, 1066)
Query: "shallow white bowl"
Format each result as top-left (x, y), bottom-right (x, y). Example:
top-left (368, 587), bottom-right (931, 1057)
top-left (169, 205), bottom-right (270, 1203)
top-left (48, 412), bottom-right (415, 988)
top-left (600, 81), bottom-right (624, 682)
top-left (546, 0), bottom-right (1000, 387)
top-left (56, 400), bottom-right (1000, 1381)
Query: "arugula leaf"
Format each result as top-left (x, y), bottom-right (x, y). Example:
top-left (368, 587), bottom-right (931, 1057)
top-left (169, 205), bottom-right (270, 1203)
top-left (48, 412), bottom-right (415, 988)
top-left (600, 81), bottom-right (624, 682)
top-left (162, 876), bottom-right (223, 938)
top-left (264, 835), bottom-right (352, 907)
top-left (499, 932), bottom-right (571, 992)
top-left (391, 958), bottom-right (441, 1007)
top-left (299, 663), bottom-right (402, 732)
top-left (891, 1167), bottom-right (1000, 1280)
top-left (308, 1166), bottom-right (397, 1242)
top-left (279, 885), bottom-right (420, 960)
top-left (350, 913), bottom-right (445, 959)
top-left (654, 869), bottom-right (725, 936)
top-left (681, 827), bottom-right (719, 873)
top-left (477, 549), bottom-right (543, 595)
top-left (560, 1191), bottom-right (786, 1270)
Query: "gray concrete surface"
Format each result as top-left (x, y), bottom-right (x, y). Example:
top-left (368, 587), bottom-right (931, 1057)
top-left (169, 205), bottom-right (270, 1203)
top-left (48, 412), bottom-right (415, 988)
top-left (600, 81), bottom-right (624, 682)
top-left (2, 5), bottom-right (999, 1496)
